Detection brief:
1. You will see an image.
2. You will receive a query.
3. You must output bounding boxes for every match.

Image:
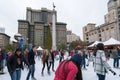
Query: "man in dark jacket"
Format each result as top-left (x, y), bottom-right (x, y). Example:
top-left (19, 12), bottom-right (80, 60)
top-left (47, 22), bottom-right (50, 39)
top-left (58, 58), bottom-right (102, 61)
top-left (26, 46), bottom-right (36, 80)
top-left (82, 49), bottom-right (86, 69)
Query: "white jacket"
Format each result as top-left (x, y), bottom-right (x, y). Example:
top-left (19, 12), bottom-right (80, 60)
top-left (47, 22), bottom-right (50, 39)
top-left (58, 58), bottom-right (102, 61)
top-left (94, 50), bottom-right (111, 75)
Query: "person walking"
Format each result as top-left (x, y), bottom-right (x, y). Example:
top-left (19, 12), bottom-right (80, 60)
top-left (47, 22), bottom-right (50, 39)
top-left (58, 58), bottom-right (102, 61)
top-left (59, 49), bottom-right (64, 63)
top-left (23, 48), bottom-right (29, 69)
top-left (41, 49), bottom-right (50, 76)
top-left (7, 48), bottom-right (28, 80)
top-left (112, 46), bottom-right (119, 68)
top-left (54, 50), bottom-right (83, 80)
top-left (94, 43), bottom-right (116, 80)
top-left (82, 49), bottom-right (86, 69)
top-left (26, 46), bottom-right (37, 80)
top-left (48, 50), bottom-right (55, 72)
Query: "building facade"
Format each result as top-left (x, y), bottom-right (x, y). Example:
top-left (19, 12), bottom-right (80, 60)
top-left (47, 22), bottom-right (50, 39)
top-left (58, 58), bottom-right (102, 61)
top-left (18, 7), bottom-right (67, 48)
top-left (56, 22), bottom-right (67, 46)
top-left (0, 27), bottom-right (5, 33)
top-left (26, 7), bottom-right (57, 24)
top-left (67, 30), bottom-right (80, 43)
top-left (83, 0), bottom-right (120, 43)
top-left (0, 33), bottom-right (10, 48)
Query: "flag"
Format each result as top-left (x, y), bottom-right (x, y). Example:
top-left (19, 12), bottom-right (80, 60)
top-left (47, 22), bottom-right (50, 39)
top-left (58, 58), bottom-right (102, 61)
top-left (19, 38), bottom-right (24, 50)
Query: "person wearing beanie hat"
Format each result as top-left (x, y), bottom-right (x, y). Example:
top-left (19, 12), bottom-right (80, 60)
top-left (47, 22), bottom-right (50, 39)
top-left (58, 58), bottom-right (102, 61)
top-left (54, 52), bottom-right (83, 80)
top-left (7, 48), bottom-right (28, 80)
top-left (71, 54), bottom-right (82, 66)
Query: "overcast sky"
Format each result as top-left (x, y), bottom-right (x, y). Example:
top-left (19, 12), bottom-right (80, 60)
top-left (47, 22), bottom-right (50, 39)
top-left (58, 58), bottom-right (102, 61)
top-left (0, 0), bottom-right (109, 40)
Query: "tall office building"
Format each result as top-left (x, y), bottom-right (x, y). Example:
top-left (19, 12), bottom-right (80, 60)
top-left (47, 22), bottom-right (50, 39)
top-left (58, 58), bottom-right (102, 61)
top-left (83, 0), bottom-right (120, 43)
top-left (0, 27), bottom-right (5, 33)
top-left (26, 7), bottom-right (57, 24)
top-left (0, 27), bottom-right (10, 48)
top-left (18, 7), bottom-right (67, 48)
top-left (67, 30), bottom-right (81, 43)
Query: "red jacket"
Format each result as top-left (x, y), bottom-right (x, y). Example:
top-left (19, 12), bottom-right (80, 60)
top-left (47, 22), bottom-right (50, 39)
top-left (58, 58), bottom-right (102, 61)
top-left (70, 51), bottom-right (74, 56)
top-left (54, 60), bottom-right (78, 80)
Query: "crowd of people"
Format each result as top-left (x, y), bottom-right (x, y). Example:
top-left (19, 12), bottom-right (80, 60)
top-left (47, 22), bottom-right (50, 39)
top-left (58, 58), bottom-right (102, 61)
top-left (0, 43), bottom-right (120, 80)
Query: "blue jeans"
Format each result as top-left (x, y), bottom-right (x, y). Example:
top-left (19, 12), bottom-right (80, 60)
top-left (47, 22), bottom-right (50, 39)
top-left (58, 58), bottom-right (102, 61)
top-left (97, 74), bottom-right (105, 80)
top-left (26, 64), bottom-right (35, 80)
top-left (82, 58), bottom-right (86, 68)
top-left (113, 58), bottom-right (119, 67)
top-left (10, 69), bottom-right (21, 80)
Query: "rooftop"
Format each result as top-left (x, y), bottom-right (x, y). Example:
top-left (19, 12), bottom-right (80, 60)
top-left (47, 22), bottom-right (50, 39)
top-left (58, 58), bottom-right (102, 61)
top-left (108, 0), bottom-right (117, 4)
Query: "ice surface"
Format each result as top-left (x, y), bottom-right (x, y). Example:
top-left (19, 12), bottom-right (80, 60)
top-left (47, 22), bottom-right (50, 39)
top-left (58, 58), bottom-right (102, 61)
top-left (0, 58), bottom-right (120, 80)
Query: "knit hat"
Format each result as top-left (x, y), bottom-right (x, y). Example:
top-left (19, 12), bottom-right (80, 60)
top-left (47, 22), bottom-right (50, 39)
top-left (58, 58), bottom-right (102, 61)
top-left (15, 48), bottom-right (21, 53)
top-left (71, 54), bottom-right (82, 65)
top-left (97, 43), bottom-right (104, 50)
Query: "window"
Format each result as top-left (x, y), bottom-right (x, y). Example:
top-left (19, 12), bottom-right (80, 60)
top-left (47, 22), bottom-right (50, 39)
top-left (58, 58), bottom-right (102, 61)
top-left (108, 15), bottom-right (110, 18)
top-left (106, 27), bottom-right (109, 30)
top-left (85, 27), bottom-right (87, 31)
top-left (99, 38), bottom-right (102, 41)
top-left (86, 38), bottom-right (89, 40)
top-left (111, 27), bottom-right (114, 29)
top-left (98, 30), bottom-right (101, 33)
top-left (118, 11), bottom-right (120, 14)
top-left (113, 12), bottom-right (114, 15)
top-left (99, 34), bottom-right (101, 37)
top-left (92, 33), bottom-right (94, 35)
top-left (86, 34), bottom-right (88, 36)
top-left (102, 29), bottom-right (104, 32)
top-left (118, 15), bottom-right (120, 18)
top-left (95, 31), bottom-right (97, 34)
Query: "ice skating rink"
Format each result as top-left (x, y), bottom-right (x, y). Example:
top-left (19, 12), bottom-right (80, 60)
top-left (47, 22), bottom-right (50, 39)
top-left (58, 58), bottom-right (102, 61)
top-left (0, 58), bottom-right (120, 80)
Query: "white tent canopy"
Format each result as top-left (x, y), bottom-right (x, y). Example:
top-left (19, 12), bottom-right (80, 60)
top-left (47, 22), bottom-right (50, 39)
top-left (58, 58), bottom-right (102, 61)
top-left (36, 46), bottom-right (43, 50)
top-left (103, 37), bottom-right (120, 45)
top-left (88, 41), bottom-right (101, 47)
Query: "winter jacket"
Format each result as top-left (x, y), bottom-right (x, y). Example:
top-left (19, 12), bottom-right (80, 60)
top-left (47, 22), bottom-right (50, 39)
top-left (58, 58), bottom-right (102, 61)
top-left (94, 50), bottom-right (111, 75)
top-left (70, 51), bottom-right (74, 56)
top-left (118, 49), bottom-right (120, 57)
top-left (111, 49), bottom-right (118, 58)
top-left (42, 53), bottom-right (49, 62)
top-left (54, 60), bottom-right (78, 80)
top-left (28, 50), bottom-right (35, 65)
top-left (48, 52), bottom-right (54, 62)
top-left (7, 54), bottom-right (26, 73)
top-left (0, 51), bottom-right (4, 60)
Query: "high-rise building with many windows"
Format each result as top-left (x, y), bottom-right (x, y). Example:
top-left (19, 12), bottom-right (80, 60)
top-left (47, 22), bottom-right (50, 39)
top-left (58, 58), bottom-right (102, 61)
top-left (0, 27), bottom-right (5, 34)
top-left (67, 30), bottom-right (81, 43)
top-left (0, 33), bottom-right (10, 48)
top-left (18, 7), bottom-right (67, 48)
top-left (83, 0), bottom-right (120, 43)
top-left (26, 7), bottom-right (57, 24)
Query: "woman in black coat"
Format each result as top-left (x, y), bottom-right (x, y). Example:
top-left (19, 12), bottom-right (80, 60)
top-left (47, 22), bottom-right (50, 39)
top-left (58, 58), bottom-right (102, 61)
top-left (7, 48), bottom-right (27, 80)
